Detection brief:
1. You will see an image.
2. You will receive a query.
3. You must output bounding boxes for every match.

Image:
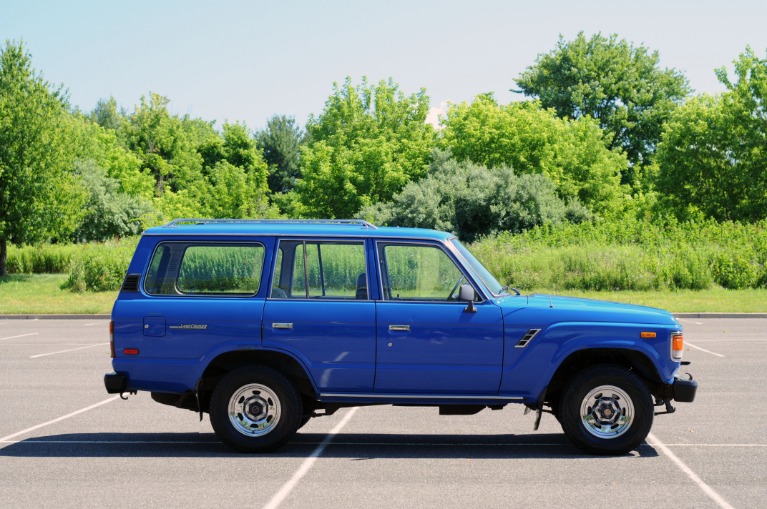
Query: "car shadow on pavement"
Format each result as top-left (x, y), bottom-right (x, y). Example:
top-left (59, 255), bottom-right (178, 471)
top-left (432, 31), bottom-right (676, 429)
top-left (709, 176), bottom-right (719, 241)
top-left (0, 432), bottom-right (659, 459)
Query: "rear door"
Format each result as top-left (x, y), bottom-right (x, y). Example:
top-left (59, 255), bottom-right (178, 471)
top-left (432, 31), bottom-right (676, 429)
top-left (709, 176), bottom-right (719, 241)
top-left (262, 239), bottom-right (376, 392)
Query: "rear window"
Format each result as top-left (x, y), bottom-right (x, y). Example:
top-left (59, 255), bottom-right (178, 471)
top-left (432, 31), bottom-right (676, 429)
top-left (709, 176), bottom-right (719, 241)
top-left (144, 243), bottom-right (265, 296)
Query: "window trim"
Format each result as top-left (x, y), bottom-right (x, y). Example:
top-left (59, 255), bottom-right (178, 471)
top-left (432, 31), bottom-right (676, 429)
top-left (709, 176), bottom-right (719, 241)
top-left (374, 240), bottom-right (486, 304)
top-left (269, 238), bottom-right (371, 301)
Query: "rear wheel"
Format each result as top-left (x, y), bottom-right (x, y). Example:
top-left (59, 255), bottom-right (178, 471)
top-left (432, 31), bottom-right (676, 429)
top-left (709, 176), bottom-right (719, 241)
top-left (210, 365), bottom-right (302, 453)
top-left (558, 365), bottom-right (653, 455)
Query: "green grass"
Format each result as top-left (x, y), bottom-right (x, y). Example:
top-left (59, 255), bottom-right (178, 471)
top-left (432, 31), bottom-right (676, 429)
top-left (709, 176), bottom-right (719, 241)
top-left (528, 287), bottom-right (767, 313)
top-left (1, 274), bottom-right (764, 315)
top-left (0, 274), bottom-right (116, 314)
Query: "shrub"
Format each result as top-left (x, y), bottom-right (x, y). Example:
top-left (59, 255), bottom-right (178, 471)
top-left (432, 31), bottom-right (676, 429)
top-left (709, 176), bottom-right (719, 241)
top-left (60, 238), bottom-right (137, 292)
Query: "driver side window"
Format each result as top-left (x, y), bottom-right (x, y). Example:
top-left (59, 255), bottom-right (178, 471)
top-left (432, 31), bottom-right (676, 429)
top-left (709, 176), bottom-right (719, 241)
top-left (379, 243), bottom-right (464, 301)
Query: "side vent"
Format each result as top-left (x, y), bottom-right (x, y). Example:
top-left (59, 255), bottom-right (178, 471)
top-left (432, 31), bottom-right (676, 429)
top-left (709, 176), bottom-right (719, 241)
top-left (515, 329), bottom-right (541, 348)
top-left (121, 273), bottom-right (141, 292)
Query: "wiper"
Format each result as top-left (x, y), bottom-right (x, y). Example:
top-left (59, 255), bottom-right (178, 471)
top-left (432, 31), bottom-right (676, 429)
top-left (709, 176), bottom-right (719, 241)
top-left (501, 285), bottom-right (521, 296)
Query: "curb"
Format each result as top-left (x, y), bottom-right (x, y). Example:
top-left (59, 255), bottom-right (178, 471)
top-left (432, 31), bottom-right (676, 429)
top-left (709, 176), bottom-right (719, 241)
top-left (673, 313), bottom-right (767, 319)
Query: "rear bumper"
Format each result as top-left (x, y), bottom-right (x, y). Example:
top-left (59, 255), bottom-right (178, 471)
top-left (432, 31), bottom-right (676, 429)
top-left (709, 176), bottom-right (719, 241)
top-left (672, 374), bottom-right (697, 402)
top-left (104, 372), bottom-right (128, 394)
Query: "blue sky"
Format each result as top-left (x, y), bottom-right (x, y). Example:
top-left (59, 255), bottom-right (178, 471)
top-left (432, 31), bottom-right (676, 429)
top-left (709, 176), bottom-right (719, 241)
top-left (2, 0), bottom-right (766, 130)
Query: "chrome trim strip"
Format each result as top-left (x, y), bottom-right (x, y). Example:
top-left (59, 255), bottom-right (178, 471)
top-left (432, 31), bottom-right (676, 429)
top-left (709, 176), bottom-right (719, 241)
top-left (388, 325), bottom-right (411, 331)
top-left (319, 393), bottom-right (523, 401)
top-left (272, 322), bottom-right (293, 329)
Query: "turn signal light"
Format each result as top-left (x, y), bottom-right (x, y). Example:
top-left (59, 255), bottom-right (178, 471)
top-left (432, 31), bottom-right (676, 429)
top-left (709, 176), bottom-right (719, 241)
top-left (671, 333), bottom-right (684, 361)
top-left (640, 331), bottom-right (657, 339)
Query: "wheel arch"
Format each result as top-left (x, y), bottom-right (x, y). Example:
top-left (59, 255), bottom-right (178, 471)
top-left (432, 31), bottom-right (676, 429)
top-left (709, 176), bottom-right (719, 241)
top-left (198, 349), bottom-right (318, 412)
top-left (544, 348), bottom-right (662, 408)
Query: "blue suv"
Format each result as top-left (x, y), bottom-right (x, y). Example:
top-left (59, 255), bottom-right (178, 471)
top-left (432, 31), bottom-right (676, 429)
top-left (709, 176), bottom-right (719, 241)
top-left (105, 219), bottom-right (696, 455)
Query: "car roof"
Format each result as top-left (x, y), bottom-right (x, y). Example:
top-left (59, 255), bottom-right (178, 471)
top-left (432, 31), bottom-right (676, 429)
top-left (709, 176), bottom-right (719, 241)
top-left (142, 219), bottom-right (454, 241)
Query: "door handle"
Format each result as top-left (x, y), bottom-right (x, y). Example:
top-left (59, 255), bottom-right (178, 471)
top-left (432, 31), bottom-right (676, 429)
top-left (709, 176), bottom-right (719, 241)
top-left (272, 322), bottom-right (293, 329)
top-left (388, 324), bottom-right (410, 331)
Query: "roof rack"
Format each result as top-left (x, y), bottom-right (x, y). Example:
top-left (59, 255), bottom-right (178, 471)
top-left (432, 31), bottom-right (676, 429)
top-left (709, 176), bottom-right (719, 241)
top-left (164, 218), bottom-right (377, 229)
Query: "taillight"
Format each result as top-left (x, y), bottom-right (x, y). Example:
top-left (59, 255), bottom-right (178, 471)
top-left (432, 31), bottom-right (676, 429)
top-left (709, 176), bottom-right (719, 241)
top-left (109, 321), bottom-right (115, 359)
top-left (671, 332), bottom-right (684, 361)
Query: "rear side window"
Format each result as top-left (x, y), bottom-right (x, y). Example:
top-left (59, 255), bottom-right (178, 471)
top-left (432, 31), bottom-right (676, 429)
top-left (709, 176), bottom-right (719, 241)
top-left (144, 243), bottom-right (265, 296)
top-left (271, 240), bottom-right (367, 299)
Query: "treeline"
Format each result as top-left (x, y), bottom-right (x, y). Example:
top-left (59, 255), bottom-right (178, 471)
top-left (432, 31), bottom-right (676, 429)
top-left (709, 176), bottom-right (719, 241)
top-left (1, 33), bottom-right (766, 280)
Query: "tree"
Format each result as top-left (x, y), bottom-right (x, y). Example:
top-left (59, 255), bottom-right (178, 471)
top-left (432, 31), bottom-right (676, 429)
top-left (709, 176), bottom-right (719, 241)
top-left (362, 151), bottom-right (590, 242)
top-left (72, 160), bottom-right (154, 241)
top-left (297, 77), bottom-right (435, 218)
top-left (89, 96), bottom-right (125, 131)
top-left (440, 94), bottom-right (626, 215)
top-left (123, 92), bottom-right (204, 197)
top-left (655, 48), bottom-right (767, 221)
top-left (515, 32), bottom-right (690, 183)
top-left (0, 41), bottom-right (86, 275)
top-left (256, 115), bottom-right (304, 194)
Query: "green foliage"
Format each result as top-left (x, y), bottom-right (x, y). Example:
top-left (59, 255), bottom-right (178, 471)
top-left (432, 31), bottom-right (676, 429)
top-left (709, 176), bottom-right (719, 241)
top-left (298, 77), bottom-right (435, 218)
top-left (72, 160), bottom-right (156, 242)
top-left (655, 48), bottom-right (767, 222)
top-left (471, 218), bottom-right (767, 291)
top-left (439, 95), bottom-right (626, 215)
top-left (0, 40), bottom-right (87, 275)
top-left (89, 96), bottom-right (125, 131)
top-left (123, 92), bottom-right (204, 197)
top-left (256, 115), bottom-right (304, 195)
top-left (61, 238), bottom-right (138, 292)
top-left (515, 32), bottom-right (690, 180)
top-left (362, 152), bottom-right (591, 242)
top-left (5, 243), bottom-right (79, 274)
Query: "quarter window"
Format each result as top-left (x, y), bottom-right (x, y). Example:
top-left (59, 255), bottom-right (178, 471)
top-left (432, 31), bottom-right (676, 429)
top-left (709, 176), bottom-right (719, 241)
top-left (144, 243), bottom-right (265, 296)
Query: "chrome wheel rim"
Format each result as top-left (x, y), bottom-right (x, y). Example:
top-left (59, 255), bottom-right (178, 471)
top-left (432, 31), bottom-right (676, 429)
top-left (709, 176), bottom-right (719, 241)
top-left (228, 383), bottom-right (281, 437)
top-left (580, 385), bottom-right (634, 439)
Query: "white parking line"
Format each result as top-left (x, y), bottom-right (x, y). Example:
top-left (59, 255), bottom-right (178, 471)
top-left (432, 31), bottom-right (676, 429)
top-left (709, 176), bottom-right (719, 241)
top-left (0, 332), bottom-right (39, 341)
top-left (0, 396), bottom-right (119, 443)
top-left (30, 343), bottom-right (109, 358)
top-left (262, 407), bottom-right (359, 509)
top-left (647, 433), bottom-right (734, 509)
top-left (685, 341), bottom-right (725, 357)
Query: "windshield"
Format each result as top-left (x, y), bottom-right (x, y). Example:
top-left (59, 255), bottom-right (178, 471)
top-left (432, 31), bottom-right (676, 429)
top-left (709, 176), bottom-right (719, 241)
top-left (450, 239), bottom-right (507, 296)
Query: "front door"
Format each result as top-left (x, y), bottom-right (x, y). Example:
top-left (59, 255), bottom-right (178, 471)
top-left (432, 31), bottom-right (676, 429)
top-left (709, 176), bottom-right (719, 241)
top-left (374, 242), bottom-right (503, 395)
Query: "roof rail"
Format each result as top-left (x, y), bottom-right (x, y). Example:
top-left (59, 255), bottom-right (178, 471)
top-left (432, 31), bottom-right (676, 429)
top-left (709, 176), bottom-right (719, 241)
top-left (164, 218), bottom-right (377, 229)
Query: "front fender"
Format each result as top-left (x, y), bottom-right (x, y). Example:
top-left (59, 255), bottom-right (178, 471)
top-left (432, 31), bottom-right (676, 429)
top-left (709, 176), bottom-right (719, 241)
top-left (499, 321), bottom-right (679, 401)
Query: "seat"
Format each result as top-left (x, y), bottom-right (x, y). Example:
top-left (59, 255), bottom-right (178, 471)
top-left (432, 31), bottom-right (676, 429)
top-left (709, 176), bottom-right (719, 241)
top-left (355, 273), bottom-right (367, 299)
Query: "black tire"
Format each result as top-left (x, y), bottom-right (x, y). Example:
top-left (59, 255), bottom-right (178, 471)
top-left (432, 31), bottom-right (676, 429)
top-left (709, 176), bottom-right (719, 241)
top-left (558, 365), bottom-right (653, 455)
top-left (210, 365), bottom-right (302, 453)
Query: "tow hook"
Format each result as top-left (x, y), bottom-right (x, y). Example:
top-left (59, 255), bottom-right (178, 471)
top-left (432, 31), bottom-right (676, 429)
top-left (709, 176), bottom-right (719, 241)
top-left (120, 390), bottom-right (137, 400)
top-left (654, 397), bottom-right (676, 416)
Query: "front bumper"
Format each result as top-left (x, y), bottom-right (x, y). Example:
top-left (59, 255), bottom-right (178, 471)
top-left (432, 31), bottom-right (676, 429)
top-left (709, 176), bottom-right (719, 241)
top-left (104, 372), bottom-right (128, 394)
top-left (672, 374), bottom-right (697, 402)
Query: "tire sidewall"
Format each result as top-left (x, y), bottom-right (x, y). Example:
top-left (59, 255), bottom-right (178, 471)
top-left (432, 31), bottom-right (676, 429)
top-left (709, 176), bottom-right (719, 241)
top-left (559, 365), bottom-right (653, 455)
top-left (210, 365), bottom-right (302, 453)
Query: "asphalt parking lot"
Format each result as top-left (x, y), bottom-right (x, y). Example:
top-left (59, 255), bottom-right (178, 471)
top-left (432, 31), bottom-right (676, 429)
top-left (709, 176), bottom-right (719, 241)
top-left (0, 318), bottom-right (764, 508)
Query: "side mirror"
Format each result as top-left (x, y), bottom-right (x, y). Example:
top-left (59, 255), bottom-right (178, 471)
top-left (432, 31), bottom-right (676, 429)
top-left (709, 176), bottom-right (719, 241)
top-left (458, 284), bottom-right (477, 313)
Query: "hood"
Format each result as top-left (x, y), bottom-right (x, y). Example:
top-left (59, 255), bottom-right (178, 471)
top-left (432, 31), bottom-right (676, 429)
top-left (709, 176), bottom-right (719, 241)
top-left (497, 293), bottom-right (677, 326)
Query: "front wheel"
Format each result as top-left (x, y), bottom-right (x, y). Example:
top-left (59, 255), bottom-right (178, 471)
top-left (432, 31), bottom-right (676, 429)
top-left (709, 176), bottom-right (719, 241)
top-left (558, 365), bottom-right (653, 455)
top-left (210, 365), bottom-right (302, 453)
